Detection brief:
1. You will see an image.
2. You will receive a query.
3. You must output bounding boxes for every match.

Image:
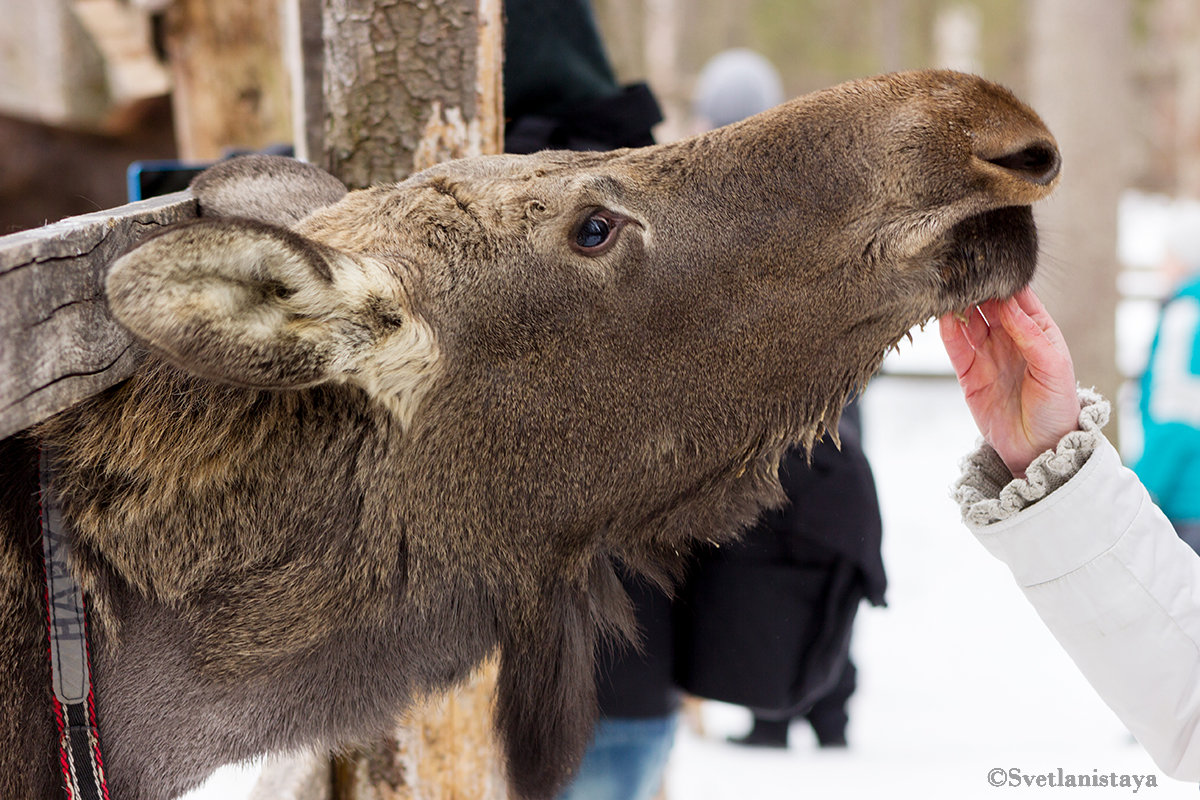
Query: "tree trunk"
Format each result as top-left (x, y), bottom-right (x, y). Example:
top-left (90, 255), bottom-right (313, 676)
top-left (309, 1), bottom-right (507, 796)
top-left (642, 0), bottom-right (682, 141)
top-left (332, 660), bottom-right (508, 800)
top-left (315, 0), bottom-right (503, 189)
top-left (164, 0), bottom-right (294, 160)
top-left (1027, 0), bottom-right (1131, 445)
top-left (1168, 0), bottom-right (1200, 198)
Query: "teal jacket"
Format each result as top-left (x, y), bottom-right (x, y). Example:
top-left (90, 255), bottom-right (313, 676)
top-left (1135, 278), bottom-right (1200, 524)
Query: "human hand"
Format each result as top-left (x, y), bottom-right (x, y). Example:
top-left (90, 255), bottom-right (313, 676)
top-left (939, 287), bottom-right (1081, 478)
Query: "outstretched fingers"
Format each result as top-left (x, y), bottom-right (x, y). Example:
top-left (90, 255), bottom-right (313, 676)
top-left (939, 288), bottom-right (1082, 478)
top-left (1015, 285), bottom-right (1072, 354)
top-left (996, 288), bottom-right (1082, 472)
top-left (997, 290), bottom-right (1074, 388)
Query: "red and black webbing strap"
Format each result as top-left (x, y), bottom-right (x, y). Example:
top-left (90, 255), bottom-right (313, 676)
top-left (40, 449), bottom-right (110, 800)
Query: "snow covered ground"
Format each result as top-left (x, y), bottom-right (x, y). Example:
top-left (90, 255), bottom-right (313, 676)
top-left (185, 340), bottom-right (1192, 800)
top-left (665, 362), bottom-right (1188, 799)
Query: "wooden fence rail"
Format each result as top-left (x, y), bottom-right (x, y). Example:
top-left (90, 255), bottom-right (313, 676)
top-left (0, 191), bottom-right (196, 441)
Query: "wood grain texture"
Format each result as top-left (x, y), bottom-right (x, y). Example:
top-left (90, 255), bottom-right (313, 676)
top-left (251, 752), bottom-right (334, 800)
top-left (0, 191), bottom-right (196, 440)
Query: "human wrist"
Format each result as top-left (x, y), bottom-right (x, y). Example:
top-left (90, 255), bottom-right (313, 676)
top-left (954, 387), bottom-right (1109, 525)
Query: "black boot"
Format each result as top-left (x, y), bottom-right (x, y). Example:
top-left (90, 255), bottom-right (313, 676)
top-left (727, 717), bottom-right (790, 749)
top-left (806, 660), bottom-right (855, 748)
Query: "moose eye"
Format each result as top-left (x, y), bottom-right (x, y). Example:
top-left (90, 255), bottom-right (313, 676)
top-left (577, 217), bottom-right (610, 248)
top-left (572, 211), bottom-right (624, 255)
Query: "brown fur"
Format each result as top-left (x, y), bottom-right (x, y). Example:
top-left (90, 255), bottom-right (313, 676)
top-left (0, 70), bottom-right (1059, 800)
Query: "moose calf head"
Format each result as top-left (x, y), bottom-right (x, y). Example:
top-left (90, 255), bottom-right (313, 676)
top-left (23, 70), bottom-right (1059, 800)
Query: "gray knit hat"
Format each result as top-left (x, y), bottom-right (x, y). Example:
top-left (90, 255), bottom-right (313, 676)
top-left (692, 49), bottom-right (784, 129)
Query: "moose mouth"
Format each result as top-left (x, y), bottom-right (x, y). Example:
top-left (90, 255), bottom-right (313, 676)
top-left (936, 205), bottom-right (1039, 311)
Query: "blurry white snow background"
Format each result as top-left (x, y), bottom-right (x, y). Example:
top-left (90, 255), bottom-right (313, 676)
top-left (184, 330), bottom-right (1194, 799)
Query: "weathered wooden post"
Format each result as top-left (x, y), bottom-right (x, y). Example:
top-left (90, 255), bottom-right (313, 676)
top-left (0, 192), bottom-right (196, 441)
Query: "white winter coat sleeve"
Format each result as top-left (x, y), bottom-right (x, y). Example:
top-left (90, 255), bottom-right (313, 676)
top-left (954, 389), bottom-right (1200, 780)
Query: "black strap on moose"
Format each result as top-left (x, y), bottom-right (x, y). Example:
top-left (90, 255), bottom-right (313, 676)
top-left (39, 448), bottom-right (110, 800)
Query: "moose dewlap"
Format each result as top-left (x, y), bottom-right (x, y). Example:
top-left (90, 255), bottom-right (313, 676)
top-left (0, 70), bottom-right (1059, 800)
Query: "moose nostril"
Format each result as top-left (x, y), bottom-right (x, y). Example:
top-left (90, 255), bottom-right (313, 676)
top-left (985, 142), bottom-right (1061, 186)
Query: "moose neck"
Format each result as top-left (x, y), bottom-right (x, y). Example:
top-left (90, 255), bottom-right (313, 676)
top-left (37, 358), bottom-right (405, 634)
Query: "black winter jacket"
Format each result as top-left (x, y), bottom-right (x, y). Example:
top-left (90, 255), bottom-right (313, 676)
top-left (600, 410), bottom-right (887, 719)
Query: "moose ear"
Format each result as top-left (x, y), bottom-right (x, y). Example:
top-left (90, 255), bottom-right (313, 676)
top-left (106, 218), bottom-right (436, 399)
top-left (191, 154), bottom-right (348, 227)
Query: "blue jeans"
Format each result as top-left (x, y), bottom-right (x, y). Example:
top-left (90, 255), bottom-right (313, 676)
top-left (1174, 521), bottom-right (1200, 555)
top-left (557, 716), bottom-right (678, 800)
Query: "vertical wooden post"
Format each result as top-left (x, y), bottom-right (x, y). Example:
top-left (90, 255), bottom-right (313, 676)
top-left (305, 1), bottom-right (508, 796)
top-left (164, 0), bottom-right (294, 159)
top-left (314, 0), bottom-right (503, 188)
top-left (331, 659), bottom-right (508, 800)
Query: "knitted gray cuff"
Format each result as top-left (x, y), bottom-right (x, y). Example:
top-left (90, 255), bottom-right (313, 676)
top-left (953, 388), bottom-right (1111, 526)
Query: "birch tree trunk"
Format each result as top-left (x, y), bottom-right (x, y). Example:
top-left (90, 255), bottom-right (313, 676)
top-left (1167, 0), bottom-right (1200, 198)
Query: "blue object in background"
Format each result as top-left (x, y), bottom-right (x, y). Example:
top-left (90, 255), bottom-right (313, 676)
top-left (126, 145), bottom-right (294, 202)
top-left (126, 159), bottom-right (210, 202)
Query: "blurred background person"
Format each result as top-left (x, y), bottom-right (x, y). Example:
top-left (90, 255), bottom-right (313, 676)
top-left (677, 399), bottom-right (886, 754)
top-left (1134, 203), bottom-right (1200, 553)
